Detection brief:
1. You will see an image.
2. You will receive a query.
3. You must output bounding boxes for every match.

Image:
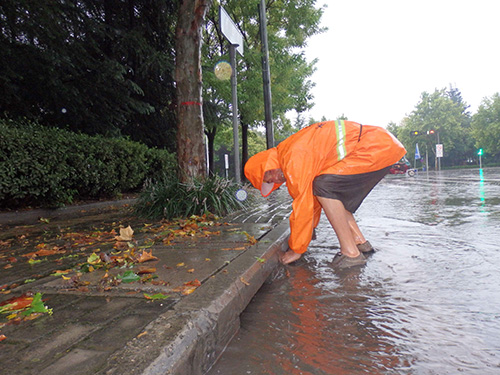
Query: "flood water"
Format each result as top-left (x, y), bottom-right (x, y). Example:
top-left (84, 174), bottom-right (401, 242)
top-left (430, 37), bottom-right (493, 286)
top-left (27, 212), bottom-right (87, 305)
top-left (207, 167), bottom-right (500, 375)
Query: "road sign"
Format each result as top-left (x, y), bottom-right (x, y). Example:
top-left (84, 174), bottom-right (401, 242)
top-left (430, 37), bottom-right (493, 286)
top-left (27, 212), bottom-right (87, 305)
top-left (220, 6), bottom-right (244, 56)
top-left (436, 144), bottom-right (443, 158)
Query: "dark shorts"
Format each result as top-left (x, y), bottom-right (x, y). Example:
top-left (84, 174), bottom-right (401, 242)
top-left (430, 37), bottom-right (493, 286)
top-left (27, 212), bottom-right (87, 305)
top-left (312, 166), bottom-right (391, 213)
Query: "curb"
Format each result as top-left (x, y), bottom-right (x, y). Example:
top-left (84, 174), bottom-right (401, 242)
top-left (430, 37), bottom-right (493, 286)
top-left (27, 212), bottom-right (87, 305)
top-left (0, 198), bottom-right (137, 226)
top-left (103, 221), bottom-right (290, 375)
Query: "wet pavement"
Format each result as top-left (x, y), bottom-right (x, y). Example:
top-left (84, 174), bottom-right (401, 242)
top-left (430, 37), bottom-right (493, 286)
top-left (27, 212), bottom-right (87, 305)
top-left (0, 190), bottom-right (292, 375)
top-left (208, 167), bottom-right (500, 375)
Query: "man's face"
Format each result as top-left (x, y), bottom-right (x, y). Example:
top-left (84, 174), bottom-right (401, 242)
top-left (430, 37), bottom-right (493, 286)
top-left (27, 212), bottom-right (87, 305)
top-left (263, 168), bottom-right (286, 184)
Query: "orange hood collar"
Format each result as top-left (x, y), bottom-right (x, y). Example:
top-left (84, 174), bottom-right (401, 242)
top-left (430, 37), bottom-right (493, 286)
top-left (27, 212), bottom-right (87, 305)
top-left (244, 148), bottom-right (283, 197)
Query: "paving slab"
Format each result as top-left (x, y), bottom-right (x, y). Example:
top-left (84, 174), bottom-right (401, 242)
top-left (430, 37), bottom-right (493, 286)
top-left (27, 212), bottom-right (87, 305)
top-left (0, 192), bottom-right (293, 375)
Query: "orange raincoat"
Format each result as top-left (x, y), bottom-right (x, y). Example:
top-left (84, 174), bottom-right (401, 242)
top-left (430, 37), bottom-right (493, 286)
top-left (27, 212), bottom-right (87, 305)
top-left (244, 120), bottom-right (406, 255)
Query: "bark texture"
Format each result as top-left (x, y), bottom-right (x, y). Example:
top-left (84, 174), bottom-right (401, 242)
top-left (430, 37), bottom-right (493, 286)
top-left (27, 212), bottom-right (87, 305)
top-left (175, 0), bottom-right (212, 182)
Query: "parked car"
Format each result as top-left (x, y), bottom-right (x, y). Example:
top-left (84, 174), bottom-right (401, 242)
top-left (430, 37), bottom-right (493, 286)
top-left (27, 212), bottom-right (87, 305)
top-left (389, 157), bottom-right (410, 174)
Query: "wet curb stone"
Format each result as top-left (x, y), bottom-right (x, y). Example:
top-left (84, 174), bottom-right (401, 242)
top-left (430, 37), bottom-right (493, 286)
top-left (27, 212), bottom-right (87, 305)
top-left (101, 221), bottom-right (290, 375)
top-left (0, 198), bottom-right (137, 226)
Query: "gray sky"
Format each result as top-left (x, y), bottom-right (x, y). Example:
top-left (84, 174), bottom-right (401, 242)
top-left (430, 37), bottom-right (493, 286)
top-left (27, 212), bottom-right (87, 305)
top-left (303, 0), bottom-right (500, 127)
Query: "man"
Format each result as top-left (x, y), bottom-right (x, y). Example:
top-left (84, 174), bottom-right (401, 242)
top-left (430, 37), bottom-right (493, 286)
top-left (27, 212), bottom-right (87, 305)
top-left (244, 120), bottom-right (406, 268)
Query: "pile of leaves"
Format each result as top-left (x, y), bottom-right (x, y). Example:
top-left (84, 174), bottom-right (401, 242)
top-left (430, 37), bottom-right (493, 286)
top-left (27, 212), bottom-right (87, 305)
top-left (0, 292), bottom-right (52, 341)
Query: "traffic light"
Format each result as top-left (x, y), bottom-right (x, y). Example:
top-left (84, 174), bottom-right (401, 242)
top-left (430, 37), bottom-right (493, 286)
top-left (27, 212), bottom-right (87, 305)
top-left (410, 130), bottom-right (420, 136)
top-left (478, 148), bottom-right (483, 156)
top-left (427, 129), bottom-right (435, 135)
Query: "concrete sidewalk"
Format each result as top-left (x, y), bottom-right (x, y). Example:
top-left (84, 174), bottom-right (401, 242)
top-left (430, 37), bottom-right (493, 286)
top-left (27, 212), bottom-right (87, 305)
top-left (0, 191), bottom-right (292, 375)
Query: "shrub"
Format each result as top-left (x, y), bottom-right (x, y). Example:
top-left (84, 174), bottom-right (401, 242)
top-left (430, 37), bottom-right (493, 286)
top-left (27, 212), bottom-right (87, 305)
top-left (0, 118), bottom-right (176, 208)
top-left (134, 175), bottom-right (250, 220)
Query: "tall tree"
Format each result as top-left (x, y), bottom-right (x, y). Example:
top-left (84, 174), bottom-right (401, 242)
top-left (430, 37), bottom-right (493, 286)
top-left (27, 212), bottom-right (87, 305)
top-left (471, 93), bottom-right (500, 158)
top-left (0, 0), bottom-right (178, 150)
top-left (201, 0), bottom-right (324, 176)
top-left (397, 87), bottom-right (473, 167)
top-left (175, 0), bottom-right (212, 182)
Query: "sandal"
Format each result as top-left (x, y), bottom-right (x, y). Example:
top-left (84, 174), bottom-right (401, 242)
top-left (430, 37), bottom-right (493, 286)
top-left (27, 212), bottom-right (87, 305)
top-left (357, 241), bottom-right (374, 253)
top-left (331, 252), bottom-right (366, 268)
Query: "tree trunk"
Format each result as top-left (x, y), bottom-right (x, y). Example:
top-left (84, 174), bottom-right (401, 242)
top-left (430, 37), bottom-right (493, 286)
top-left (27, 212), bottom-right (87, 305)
top-left (175, 0), bottom-right (212, 182)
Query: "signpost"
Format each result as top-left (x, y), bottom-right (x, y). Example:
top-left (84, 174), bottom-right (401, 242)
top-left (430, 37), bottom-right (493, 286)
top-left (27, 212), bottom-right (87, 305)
top-left (220, 6), bottom-right (244, 183)
top-left (259, 0), bottom-right (274, 149)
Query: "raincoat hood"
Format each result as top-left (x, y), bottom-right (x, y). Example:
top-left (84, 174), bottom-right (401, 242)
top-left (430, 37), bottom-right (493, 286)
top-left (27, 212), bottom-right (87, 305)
top-left (244, 148), bottom-right (283, 197)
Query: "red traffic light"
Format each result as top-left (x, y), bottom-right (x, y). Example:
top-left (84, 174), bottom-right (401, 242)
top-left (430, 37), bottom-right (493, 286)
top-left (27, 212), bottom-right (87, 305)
top-left (427, 129), bottom-right (435, 135)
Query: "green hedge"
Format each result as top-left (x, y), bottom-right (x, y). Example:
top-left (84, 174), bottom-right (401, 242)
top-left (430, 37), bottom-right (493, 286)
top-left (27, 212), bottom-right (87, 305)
top-left (0, 118), bottom-right (176, 208)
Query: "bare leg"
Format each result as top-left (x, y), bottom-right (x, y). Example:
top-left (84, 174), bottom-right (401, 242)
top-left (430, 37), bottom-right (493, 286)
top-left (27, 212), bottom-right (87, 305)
top-left (346, 211), bottom-right (366, 245)
top-left (316, 196), bottom-right (360, 257)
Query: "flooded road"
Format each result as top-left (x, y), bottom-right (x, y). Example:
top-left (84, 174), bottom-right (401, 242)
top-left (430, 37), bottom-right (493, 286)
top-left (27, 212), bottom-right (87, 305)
top-left (208, 167), bottom-right (500, 375)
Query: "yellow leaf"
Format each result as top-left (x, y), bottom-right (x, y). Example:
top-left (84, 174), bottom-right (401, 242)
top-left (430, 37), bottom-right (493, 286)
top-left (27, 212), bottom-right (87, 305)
top-left (187, 268), bottom-right (194, 273)
top-left (7, 313), bottom-right (18, 320)
top-left (182, 287), bottom-right (196, 295)
top-left (240, 277), bottom-right (250, 286)
top-left (176, 262), bottom-right (185, 267)
top-left (115, 226), bottom-right (134, 241)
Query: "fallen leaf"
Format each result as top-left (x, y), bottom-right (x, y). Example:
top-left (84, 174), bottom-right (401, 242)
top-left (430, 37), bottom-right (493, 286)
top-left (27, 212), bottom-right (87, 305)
top-left (182, 287), bottom-right (196, 295)
top-left (87, 252), bottom-right (101, 265)
top-left (23, 246), bottom-right (66, 258)
top-left (137, 267), bottom-right (156, 275)
top-left (50, 269), bottom-right (72, 276)
top-left (176, 262), bottom-right (185, 267)
top-left (0, 240), bottom-right (12, 247)
top-left (136, 250), bottom-right (158, 263)
top-left (240, 277), bottom-right (250, 286)
top-left (242, 231), bottom-right (258, 245)
top-left (115, 225), bottom-right (134, 241)
top-left (117, 270), bottom-right (140, 283)
top-left (187, 268), bottom-right (194, 273)
top-left (184, 279), bottom-right (201, 287)
top-left (144, 293), bottom-right (169, 300)
top-left (0, 334), bottom-right (6, 341)
top-left (137, 331), bottom-right (148, 338)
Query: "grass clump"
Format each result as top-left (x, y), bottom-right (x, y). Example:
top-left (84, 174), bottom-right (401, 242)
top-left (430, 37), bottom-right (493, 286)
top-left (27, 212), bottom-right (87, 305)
top-left (134, 175), bottom-right (251, 220)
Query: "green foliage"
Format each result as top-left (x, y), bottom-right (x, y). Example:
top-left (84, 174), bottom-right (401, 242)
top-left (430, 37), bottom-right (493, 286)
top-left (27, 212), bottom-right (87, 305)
top-left (471, 93), bottom-right (500, 157)
top-left (0, 0), bottom-right (178, 150)
top-left (395, 87), bottom-right (474, 166)
top-left (0, 118), bottom-right (176, 208)
top-left (135, 175), bottom-right (251, 220)
top-left (202, 0), bottom-right (325, 172)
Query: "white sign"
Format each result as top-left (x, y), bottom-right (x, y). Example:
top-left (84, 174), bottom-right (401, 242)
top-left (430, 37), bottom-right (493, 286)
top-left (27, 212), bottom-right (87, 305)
top-left (436, 144), bottom-right (444, 158)
top-left (220, 6), bottom-right (244, 55)
top-left (224, 154), bottom-right (229, 169)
